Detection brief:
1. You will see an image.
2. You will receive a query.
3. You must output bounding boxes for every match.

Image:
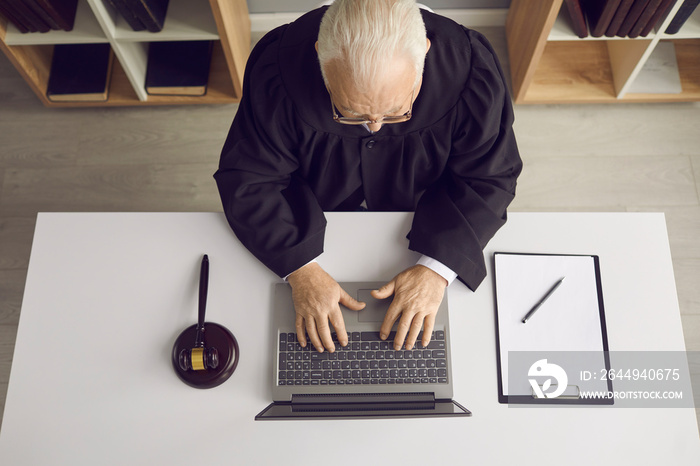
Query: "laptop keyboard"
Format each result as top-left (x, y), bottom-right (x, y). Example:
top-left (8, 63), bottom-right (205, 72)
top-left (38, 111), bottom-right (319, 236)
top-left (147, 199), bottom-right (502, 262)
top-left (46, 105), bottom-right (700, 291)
top-left (278, 331), bottom-right (448, 386)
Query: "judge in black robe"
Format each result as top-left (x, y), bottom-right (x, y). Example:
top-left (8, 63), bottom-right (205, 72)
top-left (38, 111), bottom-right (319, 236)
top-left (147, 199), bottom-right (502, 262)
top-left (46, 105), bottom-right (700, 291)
top-left (214, 3), bottom-right (522, 352)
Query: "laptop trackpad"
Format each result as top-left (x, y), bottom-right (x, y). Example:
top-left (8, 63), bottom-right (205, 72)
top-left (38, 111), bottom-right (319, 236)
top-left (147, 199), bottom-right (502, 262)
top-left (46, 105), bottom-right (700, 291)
top-left (357, 289), bottom-right (391, 322)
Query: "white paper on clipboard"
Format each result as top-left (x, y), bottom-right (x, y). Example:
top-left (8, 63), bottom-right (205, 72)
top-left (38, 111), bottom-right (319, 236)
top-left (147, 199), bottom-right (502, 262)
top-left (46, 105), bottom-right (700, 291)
top-left (493, 253), bottom-right (611, 403)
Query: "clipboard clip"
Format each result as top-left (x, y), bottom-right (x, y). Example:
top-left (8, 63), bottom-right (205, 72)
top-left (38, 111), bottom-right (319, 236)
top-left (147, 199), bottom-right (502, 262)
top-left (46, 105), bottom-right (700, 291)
top-left (529, 382), bottom-right (581, 400)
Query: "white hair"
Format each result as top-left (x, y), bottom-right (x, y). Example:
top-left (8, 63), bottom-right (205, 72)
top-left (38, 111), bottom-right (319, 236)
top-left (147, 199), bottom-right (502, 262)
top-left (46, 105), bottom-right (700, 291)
top-left (317, 0), bottom-right (428, 92)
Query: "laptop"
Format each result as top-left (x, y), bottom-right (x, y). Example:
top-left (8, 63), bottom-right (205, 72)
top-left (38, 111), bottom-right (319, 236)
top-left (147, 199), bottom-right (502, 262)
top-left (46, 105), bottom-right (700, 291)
top-left (255, 282), bottom-right (471, 420)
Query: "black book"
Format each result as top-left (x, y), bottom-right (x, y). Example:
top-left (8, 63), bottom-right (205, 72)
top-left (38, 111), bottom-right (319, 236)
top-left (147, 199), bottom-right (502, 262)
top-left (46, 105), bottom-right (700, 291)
top-left (123, 0), bottom-right (169, 33)
top-left (46, 43), bottom-right (113, 102)
top-left (665, 0), bottom-right (699, 33)
top-left (617, 0), bottom-right (652, 37)
top-left (583, 0), bottom-right (623, 36)
top-left (629, 0), bottom-right (663, 37)
top-left (7, 0), bottom-right (50, 32)
top-left (105, 0), bottom-right (146, 31)
top-left (0, 1), bottom-right (31, 33)
top-left (640, 0), bottom-right (676, 36)
top-left (24, 0), bottom-right (61, 30)
top-left (605, 0), bottom-right (635, 36)
top-left (145, 41), bottom-right (213, 96)
top-left (31, 0), bottom-right (78, 31)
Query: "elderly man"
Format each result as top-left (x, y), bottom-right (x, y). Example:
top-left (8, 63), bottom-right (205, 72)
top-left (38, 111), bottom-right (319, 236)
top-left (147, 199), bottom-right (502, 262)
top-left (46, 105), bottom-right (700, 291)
top-left (214, 0), bottom-right (521, 354)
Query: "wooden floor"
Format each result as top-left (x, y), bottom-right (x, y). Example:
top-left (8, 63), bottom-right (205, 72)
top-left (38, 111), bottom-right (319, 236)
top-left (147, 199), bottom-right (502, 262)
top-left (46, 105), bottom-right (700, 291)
top-left (1, 27), bottom-right (699, 430)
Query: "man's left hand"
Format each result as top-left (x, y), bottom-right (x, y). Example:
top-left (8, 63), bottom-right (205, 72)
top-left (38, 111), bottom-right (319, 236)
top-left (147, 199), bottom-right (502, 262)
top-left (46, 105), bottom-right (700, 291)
top-left (372, 265), bottom-right (448, 350)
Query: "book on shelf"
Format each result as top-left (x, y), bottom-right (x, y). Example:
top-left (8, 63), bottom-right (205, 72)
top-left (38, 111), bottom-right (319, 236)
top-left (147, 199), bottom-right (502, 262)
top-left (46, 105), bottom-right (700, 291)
top-left (24, 0), bottom-right (60, 30)
top-left (145, 41), bottom-right (213, 96)
top-left (0, 2), bottom-right (30, 33)
top-left (33, 0), bottom-right (78, 31)
top-left (105, 0), bottom-right (146, 31)
top-left (122, 0), bottom-right (170, 32)
top-left (640, 0), bottom-right (676, 36)
top-left (46, 43), bottom-right (114, 102)
top-left (629, 0), bottom-right (664, 37)
top-left (564, 0), bottom-right (589, 37)
top-left (0, 0), bottom-right (77, 33)
top-left (616, 0), bottom-right (652, 37)
top-left (4, 0), bottom-right (50, 32)
top-left (583, 0), bottom-right (623, 36)
top-left (605, 0), bottom-right (636, 35)
top-left (665, 0), bottom-right (699, 33)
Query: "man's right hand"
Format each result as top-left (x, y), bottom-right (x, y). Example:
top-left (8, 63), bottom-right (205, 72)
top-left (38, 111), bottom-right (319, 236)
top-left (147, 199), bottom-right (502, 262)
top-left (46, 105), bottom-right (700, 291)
top-left (287, 262), bottom-right (365, 352)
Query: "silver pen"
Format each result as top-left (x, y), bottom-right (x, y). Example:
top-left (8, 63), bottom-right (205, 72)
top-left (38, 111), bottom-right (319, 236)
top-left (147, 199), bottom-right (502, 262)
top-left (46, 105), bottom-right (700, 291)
top-left (521, 277), bottom-right (565, 323)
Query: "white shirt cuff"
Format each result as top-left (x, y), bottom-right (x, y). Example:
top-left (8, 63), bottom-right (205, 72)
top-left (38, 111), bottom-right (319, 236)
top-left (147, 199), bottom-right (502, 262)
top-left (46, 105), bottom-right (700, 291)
top-left (283, 258), bottom-right (318, 281)
top-left (285, 255), bottom-right (457, 285)
top-left (417, 255), bottom-right (458, 285)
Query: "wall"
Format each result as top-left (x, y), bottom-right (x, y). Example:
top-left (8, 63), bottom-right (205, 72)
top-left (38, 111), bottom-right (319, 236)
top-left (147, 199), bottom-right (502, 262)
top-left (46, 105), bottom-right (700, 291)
top-left (247, 0), bottom-right (511, 14)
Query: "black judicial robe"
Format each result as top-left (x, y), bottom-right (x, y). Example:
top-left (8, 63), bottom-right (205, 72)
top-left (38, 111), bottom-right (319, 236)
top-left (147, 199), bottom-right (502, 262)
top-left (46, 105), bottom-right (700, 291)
top-left (214, 7), bottom-right (522, 290)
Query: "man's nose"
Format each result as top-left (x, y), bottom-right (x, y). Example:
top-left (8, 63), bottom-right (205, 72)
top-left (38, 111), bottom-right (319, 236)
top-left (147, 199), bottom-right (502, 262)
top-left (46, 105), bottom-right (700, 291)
top-left (367, 121), bottom-right (383, 132)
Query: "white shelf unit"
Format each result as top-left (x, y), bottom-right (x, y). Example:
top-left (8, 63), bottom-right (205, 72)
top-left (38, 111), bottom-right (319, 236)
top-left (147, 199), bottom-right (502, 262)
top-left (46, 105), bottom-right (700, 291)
top-left (507, 0), bottom-right (700, 103)
top-left (0, 0), bottom-right (250, 107)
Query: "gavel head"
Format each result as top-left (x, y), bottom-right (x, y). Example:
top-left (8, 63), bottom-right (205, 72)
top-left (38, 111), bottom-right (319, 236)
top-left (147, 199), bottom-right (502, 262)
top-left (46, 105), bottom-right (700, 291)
top-left (172, 322), bottom-right (238, 388)
top-left (178, 346), bottom-right (219, 371)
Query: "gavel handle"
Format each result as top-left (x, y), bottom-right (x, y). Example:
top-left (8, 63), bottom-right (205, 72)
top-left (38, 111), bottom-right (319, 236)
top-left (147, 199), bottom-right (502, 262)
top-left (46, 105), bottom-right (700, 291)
top-left (195, 254), bottom-right (209, 347)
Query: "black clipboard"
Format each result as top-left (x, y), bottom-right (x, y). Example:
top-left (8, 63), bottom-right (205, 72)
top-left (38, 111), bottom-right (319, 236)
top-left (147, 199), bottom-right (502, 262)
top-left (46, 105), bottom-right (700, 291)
top-left (493, 252), bottom-right (613, 405)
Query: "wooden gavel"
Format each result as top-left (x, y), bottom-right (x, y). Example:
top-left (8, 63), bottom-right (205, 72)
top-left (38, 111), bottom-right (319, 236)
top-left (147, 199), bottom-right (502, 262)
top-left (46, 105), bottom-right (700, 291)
top-left (178, 255), bottom-right (219, 371)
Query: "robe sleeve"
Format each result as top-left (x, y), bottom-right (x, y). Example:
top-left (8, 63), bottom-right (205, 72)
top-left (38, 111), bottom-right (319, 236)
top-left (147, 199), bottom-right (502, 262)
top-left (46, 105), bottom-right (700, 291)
top-left (408, 29), bottom-right (523, 291)
top-left (214, 27), bottom-right (327, 278)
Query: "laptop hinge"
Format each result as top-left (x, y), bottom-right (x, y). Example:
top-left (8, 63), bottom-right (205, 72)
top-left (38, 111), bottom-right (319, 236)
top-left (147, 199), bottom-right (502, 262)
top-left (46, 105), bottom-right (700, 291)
top-left (290, 392), bottom-right (435, 412)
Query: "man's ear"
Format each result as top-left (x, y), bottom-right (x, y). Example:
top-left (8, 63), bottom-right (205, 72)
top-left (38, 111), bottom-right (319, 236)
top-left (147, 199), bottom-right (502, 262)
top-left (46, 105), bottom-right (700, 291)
top-left (426, 38), bottom-right (431, 54)
top-left (315, 41), bottom-right (319, 53)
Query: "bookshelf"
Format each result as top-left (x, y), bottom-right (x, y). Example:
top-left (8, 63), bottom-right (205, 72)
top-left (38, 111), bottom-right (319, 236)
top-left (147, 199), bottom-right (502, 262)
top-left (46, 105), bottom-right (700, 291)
top-left (0, 0), bottom-right (250, 107)
top-left (506, 0), bottom-right (700, 103)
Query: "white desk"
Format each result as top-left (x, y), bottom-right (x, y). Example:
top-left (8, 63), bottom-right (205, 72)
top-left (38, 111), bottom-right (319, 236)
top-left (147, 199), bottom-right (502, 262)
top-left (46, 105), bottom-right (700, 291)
top-left (0, 212), bottom-right (698, 465)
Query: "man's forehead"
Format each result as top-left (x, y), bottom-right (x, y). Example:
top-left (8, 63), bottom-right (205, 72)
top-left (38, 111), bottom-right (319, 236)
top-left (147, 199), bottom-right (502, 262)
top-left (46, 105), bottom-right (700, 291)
top-left (332, 85), bottom-right (412, 117)
top-left (324, 58), bottom-right (416, 115)
top-left (324, 53), bottom-right (415, 89)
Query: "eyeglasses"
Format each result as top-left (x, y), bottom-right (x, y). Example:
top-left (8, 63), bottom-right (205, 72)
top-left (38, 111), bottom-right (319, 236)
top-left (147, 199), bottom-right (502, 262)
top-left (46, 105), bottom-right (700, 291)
top-left (328, 88), bottom-right (414, 126)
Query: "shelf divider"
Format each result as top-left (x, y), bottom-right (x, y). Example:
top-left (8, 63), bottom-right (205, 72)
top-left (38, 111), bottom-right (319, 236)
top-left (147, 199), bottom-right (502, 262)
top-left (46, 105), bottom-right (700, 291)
top-left (506, 0), bottom-right (563, 103)
top-left (209, 0), bottom-right (250, 101)
top-left (608, 39), bottom-right (656, 97)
